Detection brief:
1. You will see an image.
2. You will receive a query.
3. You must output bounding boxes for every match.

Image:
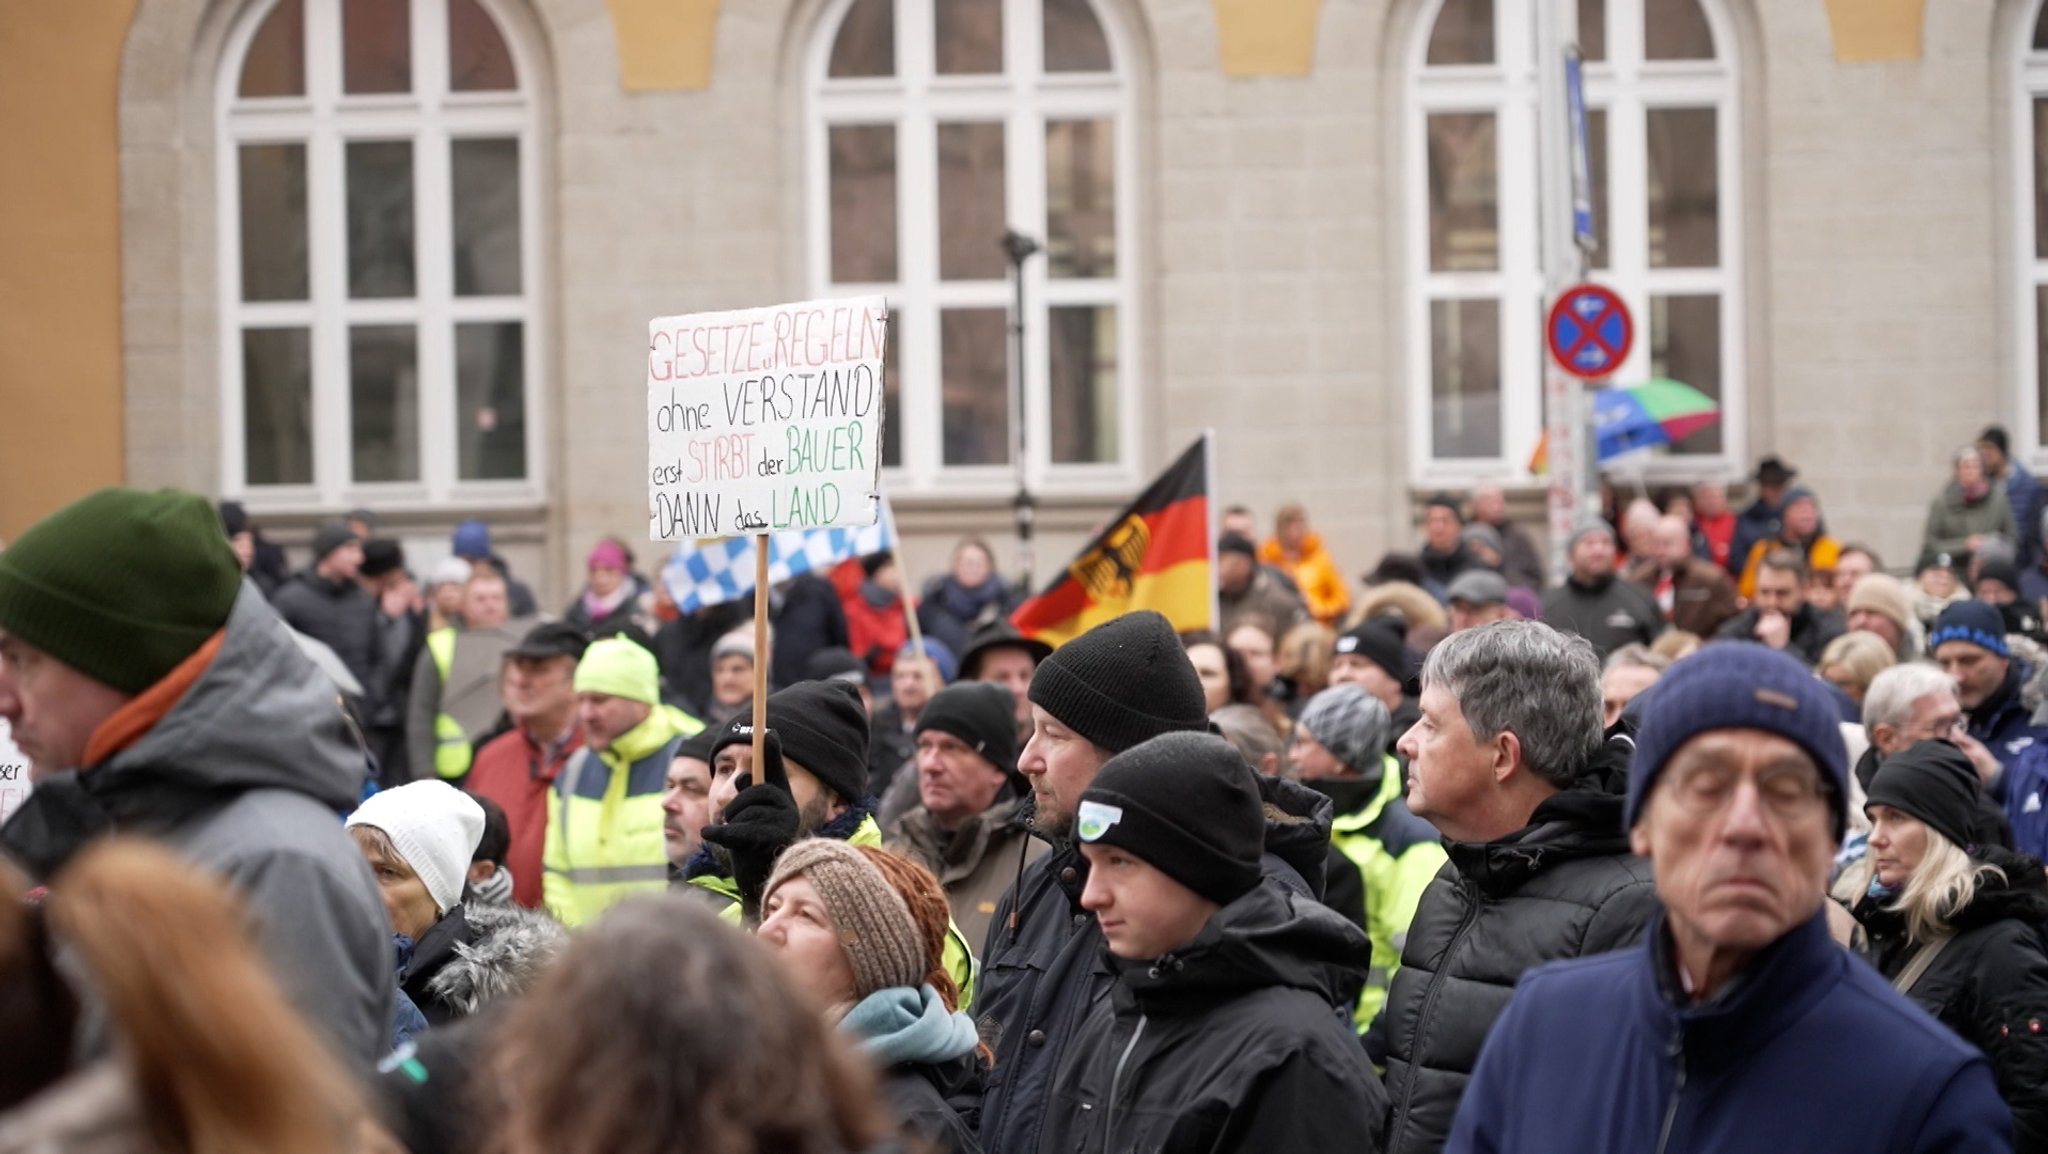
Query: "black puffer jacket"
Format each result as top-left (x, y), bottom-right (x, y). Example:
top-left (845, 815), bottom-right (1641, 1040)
top-left (974, 776), bottom-right (1333, 1154)
top-left (1856, 846), bottom-right (2048, 1151)
top-left (1379, 775), bottom-right (1657, 1154)
top-left (1040, 881), bottom-right (1387, 1154)
top-left (270, 569), bottom-right (381, 685)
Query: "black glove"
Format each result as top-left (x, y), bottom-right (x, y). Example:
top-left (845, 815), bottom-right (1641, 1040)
top-left (699, 729), bottom-right (800, 920)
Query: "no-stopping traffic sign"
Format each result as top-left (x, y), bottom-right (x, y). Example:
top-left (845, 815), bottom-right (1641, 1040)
top-left (1547, 284), bottom-right (1632, 380)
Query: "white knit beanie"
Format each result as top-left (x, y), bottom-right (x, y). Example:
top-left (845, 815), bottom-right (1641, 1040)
top-left (347, 781), bottom-right (486, 915)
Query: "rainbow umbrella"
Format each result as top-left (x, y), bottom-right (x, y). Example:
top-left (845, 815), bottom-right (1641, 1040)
top-left (1526, 379), bottom-right (1719, 473)
top-left (1590, 378), bottom-right (1719, 460)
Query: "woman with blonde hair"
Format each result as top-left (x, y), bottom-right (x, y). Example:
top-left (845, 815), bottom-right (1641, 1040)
top-left (1278, 620), bottom-right (1337, 702)
top-left (0, 840), bottom-right (362, 1154)
top-left (1848, 741), bottom-right (2048, 1149)
top-left (1818, 629), bottom-right (1897, 708)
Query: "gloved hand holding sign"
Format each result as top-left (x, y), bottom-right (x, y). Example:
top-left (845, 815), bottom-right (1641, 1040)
top-left (700, 728), bottom-right (800, 920)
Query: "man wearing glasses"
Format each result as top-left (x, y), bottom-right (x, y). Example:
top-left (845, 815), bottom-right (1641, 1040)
top-left (1444, 644), bottom-right (2009, 1154)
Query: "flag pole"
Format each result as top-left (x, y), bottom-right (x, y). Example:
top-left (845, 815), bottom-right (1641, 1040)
top-left (1203, 428), bottom-right (1219, 633)
top-left (751, 534), bottom-right (768, 772)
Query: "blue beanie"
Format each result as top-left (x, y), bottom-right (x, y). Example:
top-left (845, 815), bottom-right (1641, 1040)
top-left (1627, 643), bottom-right (1848, 837)
top-left (451, 518), bottom-right (492, 559)
top-left (898, 637), bottom-right (957, 684)
top-left (1928, 600), bottom-right (2010, 658)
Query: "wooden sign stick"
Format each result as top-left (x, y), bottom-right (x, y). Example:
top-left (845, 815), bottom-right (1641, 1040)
top-left (751, 534), bottom-right (769, 773)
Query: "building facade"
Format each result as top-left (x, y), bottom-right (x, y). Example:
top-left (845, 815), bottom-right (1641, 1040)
top-left (0, 0), bottom-right (2033, 602)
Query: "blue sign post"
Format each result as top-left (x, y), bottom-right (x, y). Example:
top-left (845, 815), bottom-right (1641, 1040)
top-left (1566, 50), bottom-right (1596, 254)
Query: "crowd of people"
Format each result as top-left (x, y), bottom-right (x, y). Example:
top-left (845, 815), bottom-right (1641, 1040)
top-left (1, 425), bottom-right (2048, 1151)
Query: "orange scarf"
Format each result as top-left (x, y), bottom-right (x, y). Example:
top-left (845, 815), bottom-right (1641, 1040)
top-left (81, 631), bottom-right (225, 766)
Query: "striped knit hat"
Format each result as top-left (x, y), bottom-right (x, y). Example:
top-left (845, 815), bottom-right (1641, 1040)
top-left (764, 839), bottom-right (924, 1000)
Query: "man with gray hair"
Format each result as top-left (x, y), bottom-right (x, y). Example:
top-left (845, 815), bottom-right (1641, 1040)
top-left (1848, 662), bottom-right (2006, 845)
top-left (1380, 620), bottom-right (1660, 1154)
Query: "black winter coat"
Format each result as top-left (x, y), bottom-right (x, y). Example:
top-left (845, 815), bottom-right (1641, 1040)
top-left (1040, 882), bottom-right (1387, 1154)
top-left (271, 569), bottom-right (381, 687)
top-left (1856, 846), bottom-right (2048, 1152)
top-left (1539, 574), bottom-right (1662, 659)
top-left (885, 1054), bottom-right (986, 1154)
top-left (758, 573), bottom-right (849, 691)
top-left (651, 599), bottom-right (750, 715)
top-left (1379, 784), bottom-right (1658, 1154)
top-left (1713, 603), bottom-right (1846, 667)
top-left (973, 779), bottom-right (1334, 1154)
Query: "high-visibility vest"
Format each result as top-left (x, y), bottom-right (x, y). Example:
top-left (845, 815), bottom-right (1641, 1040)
top-left (693, 815), bottom-right (980, 1009)
top-left (425, 628), bottom-right (473, 780)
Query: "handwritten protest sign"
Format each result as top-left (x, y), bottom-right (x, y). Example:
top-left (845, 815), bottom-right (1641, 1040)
top-left (647, 296), bottom-right (889, 540)
top-left (0, 719), bottom-right (27, 827)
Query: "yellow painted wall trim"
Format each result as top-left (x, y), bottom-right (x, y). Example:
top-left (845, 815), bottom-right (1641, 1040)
top-left (1823, 0), bottom-right (1924, 62)
top-left (1214, 0), bottom-right (1322, 78)
top-left (0, 1), bottom-right (136, 540)
top-left (606, 0), bottom-right (719, 91)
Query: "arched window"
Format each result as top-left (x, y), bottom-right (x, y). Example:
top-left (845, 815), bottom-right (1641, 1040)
top-left (218, 0), bottom-right (541, 505)
top-left (2018, 3), bottom-right (2048, 456)
top-left (1406, 0), bottom-right (1741, 480)
top-left (806, 0), bottom-right (1138, 493)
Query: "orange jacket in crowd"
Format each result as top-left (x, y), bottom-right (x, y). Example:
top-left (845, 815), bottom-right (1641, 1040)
top-left (1259, 532), bottom-right (1351, 625)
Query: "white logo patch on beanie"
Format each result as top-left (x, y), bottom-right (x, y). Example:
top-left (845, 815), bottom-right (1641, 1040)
top-left (1076, 800), bottom-right (1124, 842)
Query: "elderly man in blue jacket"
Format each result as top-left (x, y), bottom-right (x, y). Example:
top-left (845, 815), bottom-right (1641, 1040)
top-left (1446, 643), bottom-right (2011, 1154)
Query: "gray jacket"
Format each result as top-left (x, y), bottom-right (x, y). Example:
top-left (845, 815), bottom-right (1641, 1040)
top-left (0, 584), bottom-right (391, 1066)
top-left (404, 616), bottom-right (535, 782)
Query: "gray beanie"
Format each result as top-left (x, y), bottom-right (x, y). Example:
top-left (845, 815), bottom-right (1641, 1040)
top-left (1297, 684), bottom-right (1392, 775)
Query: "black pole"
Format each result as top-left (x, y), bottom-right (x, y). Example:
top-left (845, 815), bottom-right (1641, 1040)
top-left (1003, 229), bottom-right (1042, 596)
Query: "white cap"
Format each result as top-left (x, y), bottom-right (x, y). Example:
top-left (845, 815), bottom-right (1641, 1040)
top-left (429, 557), bottom-right (473, 588)
top-left (347, 781), bottom-right (485, 915)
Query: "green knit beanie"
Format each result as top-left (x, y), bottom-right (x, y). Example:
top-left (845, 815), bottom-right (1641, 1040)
top-left (0, 488), bottom-right (243, 694)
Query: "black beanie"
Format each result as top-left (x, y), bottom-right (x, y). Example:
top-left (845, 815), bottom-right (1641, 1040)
top-left (1076, 732), bottom-right (1263, 906)
top-left (677, 723), bottom-right (720, 764)
top-left (312, 518), bottom-right (359, 561)
top-left (1866, 740), bottom-right (1985, 851)
top-left (1028, 610), bottom-right (1209, 755)
top-left (1334, 620), bottom-right (1413, 689)
top-left (711, 680), bottom-right (871, 804)
top-left (915, 681), bottom-right (1018, 777)
top-left (360, 538), bottom-right (405, 578)
top-left (1218, 532), bottom-right (1257, 559)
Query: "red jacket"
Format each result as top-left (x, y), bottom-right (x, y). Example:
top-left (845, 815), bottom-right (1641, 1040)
top-left (465, 720), bottom-right (582, 908)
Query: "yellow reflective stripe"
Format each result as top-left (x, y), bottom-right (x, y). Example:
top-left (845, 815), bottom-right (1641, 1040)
top-left (432, 712), bottom-right (472, 778)
top-left (550, 864), bottom-right (670, 885)
top-left (426, 628), bottom-right (456, 676)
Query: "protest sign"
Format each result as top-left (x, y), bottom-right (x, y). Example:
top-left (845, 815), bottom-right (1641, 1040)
top-left (0, 719), bottom-right (27, 827)
top-left (647, 296), bottom-right (889, 540)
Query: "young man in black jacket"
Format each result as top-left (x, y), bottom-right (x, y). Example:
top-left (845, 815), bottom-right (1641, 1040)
top-left (973, 610), bottom-right (1212, 1154)
top-left (1043, 732), bottom-right (1386, 1153)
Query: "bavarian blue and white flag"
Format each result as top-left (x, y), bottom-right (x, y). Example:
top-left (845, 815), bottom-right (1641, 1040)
top-left (660, 497), bottom-right (896, 613)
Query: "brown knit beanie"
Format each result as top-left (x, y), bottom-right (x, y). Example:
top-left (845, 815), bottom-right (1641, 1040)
top-left (854, 846), bottom-right (959, 1012)
top-left (1845, 573), bottom-right (1914, 639)
top-left (764, 839), bottom-right (924, 1000)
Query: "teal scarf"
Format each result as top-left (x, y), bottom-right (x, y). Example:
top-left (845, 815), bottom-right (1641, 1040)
top-left (839, 984), bottom-right (979, 1068)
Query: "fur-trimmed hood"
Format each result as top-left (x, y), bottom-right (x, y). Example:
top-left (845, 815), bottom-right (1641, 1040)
top-left (413, 900), bottom-right (568, 1020)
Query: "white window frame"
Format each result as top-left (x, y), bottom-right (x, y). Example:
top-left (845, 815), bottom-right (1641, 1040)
top-left (804, 0), bottom-right (1142, 498)
top-left (1403, 0), bottom-right (1744, 487)
top-left (216, 0), bottom-right (546, 511)
top-left (2017, 0), bottom-right (2048, 466)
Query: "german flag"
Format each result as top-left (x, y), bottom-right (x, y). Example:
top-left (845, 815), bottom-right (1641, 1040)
top-left (1012, 435), bottom-right (1214, 646)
